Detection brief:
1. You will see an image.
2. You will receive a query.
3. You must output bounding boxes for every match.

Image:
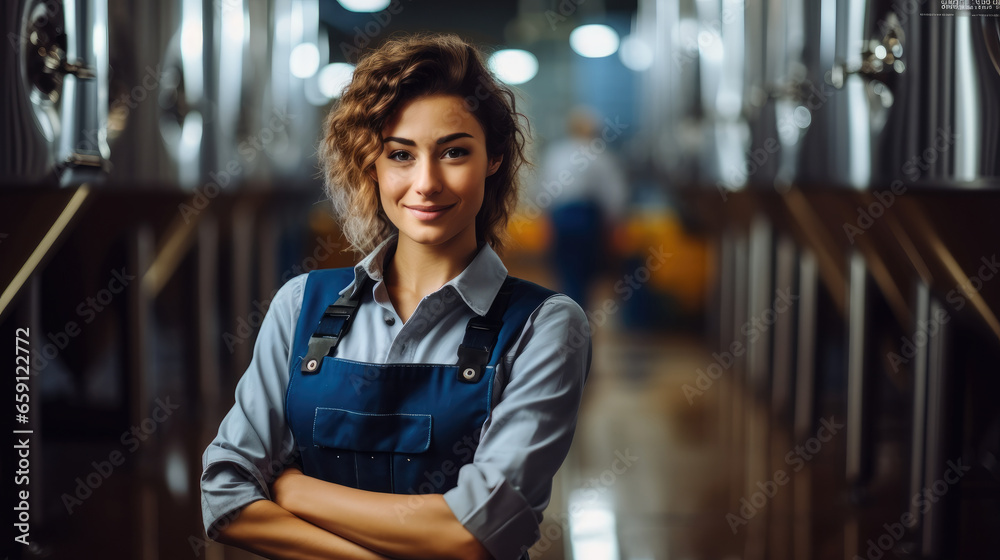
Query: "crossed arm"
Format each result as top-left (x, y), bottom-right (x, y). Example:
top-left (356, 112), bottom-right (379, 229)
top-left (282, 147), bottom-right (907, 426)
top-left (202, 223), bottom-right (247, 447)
top-left (214, 468), bottom-right (491, 560)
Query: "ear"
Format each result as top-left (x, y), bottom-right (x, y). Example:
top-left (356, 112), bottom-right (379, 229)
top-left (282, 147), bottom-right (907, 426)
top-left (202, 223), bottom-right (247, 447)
top-left (367, 165), bottom-right (379, 184)
top-left (486, 155), bottom-right (503, 177)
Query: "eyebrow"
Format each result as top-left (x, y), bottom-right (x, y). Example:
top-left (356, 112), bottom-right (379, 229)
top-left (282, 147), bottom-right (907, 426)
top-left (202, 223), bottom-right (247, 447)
top-left (382, 132), bottom-right (474, 146)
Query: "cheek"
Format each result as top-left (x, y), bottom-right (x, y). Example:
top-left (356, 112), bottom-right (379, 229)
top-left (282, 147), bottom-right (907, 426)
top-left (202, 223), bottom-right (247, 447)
top-left (375, 169), bottom-right (404, 199)
top-left (465, 175), bottom-right (486, 211)
top-left (453, 162), bottom-right (489, 189)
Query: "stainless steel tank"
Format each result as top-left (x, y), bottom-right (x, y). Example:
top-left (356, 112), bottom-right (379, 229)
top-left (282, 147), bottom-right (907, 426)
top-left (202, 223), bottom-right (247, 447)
top-left (795, 0), bottom-right (902, 189)
top-left (97, 0), bottom-right (326, 190)
top-left (880, 6), bottom-right (1000, 188)
top-left (1, 0), bottom-right (110, 185)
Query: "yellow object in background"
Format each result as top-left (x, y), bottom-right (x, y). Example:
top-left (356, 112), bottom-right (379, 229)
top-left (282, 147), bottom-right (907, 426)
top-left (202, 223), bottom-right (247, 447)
top-left (619, 209), bottom-right (712, 313)
top-left (508, 206), bottom-right (712, 314)
top-left (507, 212), bottom-right (552, 254)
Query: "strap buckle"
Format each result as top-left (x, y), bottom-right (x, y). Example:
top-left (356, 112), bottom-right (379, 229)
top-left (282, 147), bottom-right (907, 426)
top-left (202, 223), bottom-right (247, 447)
top-left (301, 284), bottom-right (366, 374)
top-left (455, 279), bottom-right (513, 383)
top-left (457, 345), bottom-right (490, 383)
top-left (456, 317), bottom-right (502, 383)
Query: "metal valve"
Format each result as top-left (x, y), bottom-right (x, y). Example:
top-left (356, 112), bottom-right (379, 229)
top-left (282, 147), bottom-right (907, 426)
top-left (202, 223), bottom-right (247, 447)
top-left (23, 2), bottom-right (96, 103)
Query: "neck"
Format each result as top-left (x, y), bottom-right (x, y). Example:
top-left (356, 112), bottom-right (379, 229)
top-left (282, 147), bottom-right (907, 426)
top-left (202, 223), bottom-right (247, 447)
top-left (385, 231), bottom-right (479, 298)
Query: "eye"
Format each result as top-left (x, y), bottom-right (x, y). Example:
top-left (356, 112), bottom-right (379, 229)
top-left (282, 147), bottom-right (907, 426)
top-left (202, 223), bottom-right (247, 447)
top-left (388, 150), bottom-right (412, 162)
top-left (442, 147), bottom-right (469, 159)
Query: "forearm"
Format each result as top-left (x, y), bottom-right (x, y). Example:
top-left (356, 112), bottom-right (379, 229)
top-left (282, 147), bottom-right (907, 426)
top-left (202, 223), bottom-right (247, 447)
top-left (215, 499), bottom-right (393, 560)
top-left (277, 476), bottom-right (489, 560)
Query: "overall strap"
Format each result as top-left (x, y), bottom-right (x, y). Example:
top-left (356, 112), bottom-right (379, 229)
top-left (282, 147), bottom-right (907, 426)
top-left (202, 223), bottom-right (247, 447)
top-left (297, 269), bottom-right (369, 374)
top-left (456, 276), bottom-right (559, 384)
top-left (456, 277), bottom-right (515, 383)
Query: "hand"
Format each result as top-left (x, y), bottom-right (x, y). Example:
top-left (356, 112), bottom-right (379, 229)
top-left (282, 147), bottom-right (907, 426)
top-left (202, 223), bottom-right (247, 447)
top-left (271, 466), bottom-right (305, 510)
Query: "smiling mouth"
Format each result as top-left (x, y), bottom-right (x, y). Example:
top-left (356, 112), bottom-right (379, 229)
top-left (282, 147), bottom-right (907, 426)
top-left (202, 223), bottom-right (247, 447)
top-left (406, 204), bottom-right (454, 211)
top-left (405, 203), bottom-right (456, 220)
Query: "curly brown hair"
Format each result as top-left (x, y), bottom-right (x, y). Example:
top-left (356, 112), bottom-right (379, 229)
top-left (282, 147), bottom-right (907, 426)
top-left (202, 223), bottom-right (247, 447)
top-left (319, 33), bottom-right (530, 255)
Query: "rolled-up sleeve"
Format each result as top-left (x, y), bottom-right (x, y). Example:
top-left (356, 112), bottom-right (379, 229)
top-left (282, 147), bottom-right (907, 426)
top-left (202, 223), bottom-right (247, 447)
top-left (443, 294), bottom-right (592, 560)
top-left (200, 275), bottom-right (306, 535)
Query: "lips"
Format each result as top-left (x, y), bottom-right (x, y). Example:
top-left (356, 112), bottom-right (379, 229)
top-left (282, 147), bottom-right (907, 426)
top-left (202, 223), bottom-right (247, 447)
top-left (405, 204), bottom-right (453, 211)
top-left (405, 203), bottom-right (456, 221)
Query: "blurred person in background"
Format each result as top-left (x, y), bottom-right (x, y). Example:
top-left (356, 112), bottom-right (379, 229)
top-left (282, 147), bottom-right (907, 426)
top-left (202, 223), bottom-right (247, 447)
top-left (539, 107), bottom-right (628, 310)
top-left (200, 34), bottom-right (591, 560)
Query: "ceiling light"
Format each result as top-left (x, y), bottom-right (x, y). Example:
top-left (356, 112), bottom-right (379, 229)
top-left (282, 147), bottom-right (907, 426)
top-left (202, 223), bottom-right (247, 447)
top-left (488, 49), bottom-right (539, 85)
top-left (290, 42), bottom-right (320, 79)
top-left (569, 24), bottom-right (620, 58)
top-left (618, 34), bottom-right (653, 71)
top-left (318, 62), bottom-right (355, 99)
top-left (337, 0), bottom-right (391, 12)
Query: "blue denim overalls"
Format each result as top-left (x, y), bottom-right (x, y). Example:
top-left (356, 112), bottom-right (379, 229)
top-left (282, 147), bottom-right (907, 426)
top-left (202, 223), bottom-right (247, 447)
top-left (286, 266), bottom-right (555, 501)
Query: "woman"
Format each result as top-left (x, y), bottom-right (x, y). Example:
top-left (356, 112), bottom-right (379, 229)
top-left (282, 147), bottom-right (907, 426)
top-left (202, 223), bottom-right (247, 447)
top-left (200, 34), bottom-right (592, 560)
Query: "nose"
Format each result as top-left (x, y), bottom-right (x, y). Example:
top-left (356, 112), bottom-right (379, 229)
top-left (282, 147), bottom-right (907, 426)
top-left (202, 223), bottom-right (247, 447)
top-left (412, 158), bottom-right (443, 197)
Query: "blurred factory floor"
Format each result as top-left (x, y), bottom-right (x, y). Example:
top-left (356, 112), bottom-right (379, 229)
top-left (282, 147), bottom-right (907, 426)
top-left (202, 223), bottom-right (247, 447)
top-left (512, 259), bottom-right (866, 560)
top-left (510, 260), bottom-right (742, 560)
top-left (545, 329), bottom-right (738, 560)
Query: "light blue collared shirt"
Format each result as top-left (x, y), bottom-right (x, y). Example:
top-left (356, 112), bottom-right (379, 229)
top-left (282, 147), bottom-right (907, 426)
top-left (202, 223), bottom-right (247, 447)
top-left (200, 233), bottom-right (592, 559)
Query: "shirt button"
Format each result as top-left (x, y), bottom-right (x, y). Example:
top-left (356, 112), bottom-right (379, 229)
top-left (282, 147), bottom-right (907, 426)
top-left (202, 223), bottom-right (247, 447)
top-left (385, 316), bottom-right (395, 326)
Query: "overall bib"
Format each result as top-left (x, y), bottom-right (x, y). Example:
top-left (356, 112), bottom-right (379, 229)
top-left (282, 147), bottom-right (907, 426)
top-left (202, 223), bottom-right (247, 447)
top-left (286, 267), bottom-right (556, 500)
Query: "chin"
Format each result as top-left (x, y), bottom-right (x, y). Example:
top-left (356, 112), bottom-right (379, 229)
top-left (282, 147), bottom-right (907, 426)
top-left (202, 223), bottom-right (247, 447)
top-left (401, 225), bottom-right (475, 248)
top-left (400, 229), bottom-right (450, 245)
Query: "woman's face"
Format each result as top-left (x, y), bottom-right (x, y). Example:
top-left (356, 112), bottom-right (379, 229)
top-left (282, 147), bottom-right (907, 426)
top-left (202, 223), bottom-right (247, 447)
top-left (373, 94), bottom-right (501, 254)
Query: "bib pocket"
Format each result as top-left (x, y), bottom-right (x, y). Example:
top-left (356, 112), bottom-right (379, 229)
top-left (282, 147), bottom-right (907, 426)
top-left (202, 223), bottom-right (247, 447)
top-left (311, 407), bottom-right (432, 492)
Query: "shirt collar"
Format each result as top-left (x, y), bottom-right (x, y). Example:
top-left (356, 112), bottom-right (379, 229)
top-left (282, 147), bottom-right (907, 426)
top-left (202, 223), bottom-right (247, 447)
top-left (443, 240), bottom-right (509, 316)
top-left (342, 233), bottom-right (509, 316)
top-left (341, 234), bottom-right (397, 299)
